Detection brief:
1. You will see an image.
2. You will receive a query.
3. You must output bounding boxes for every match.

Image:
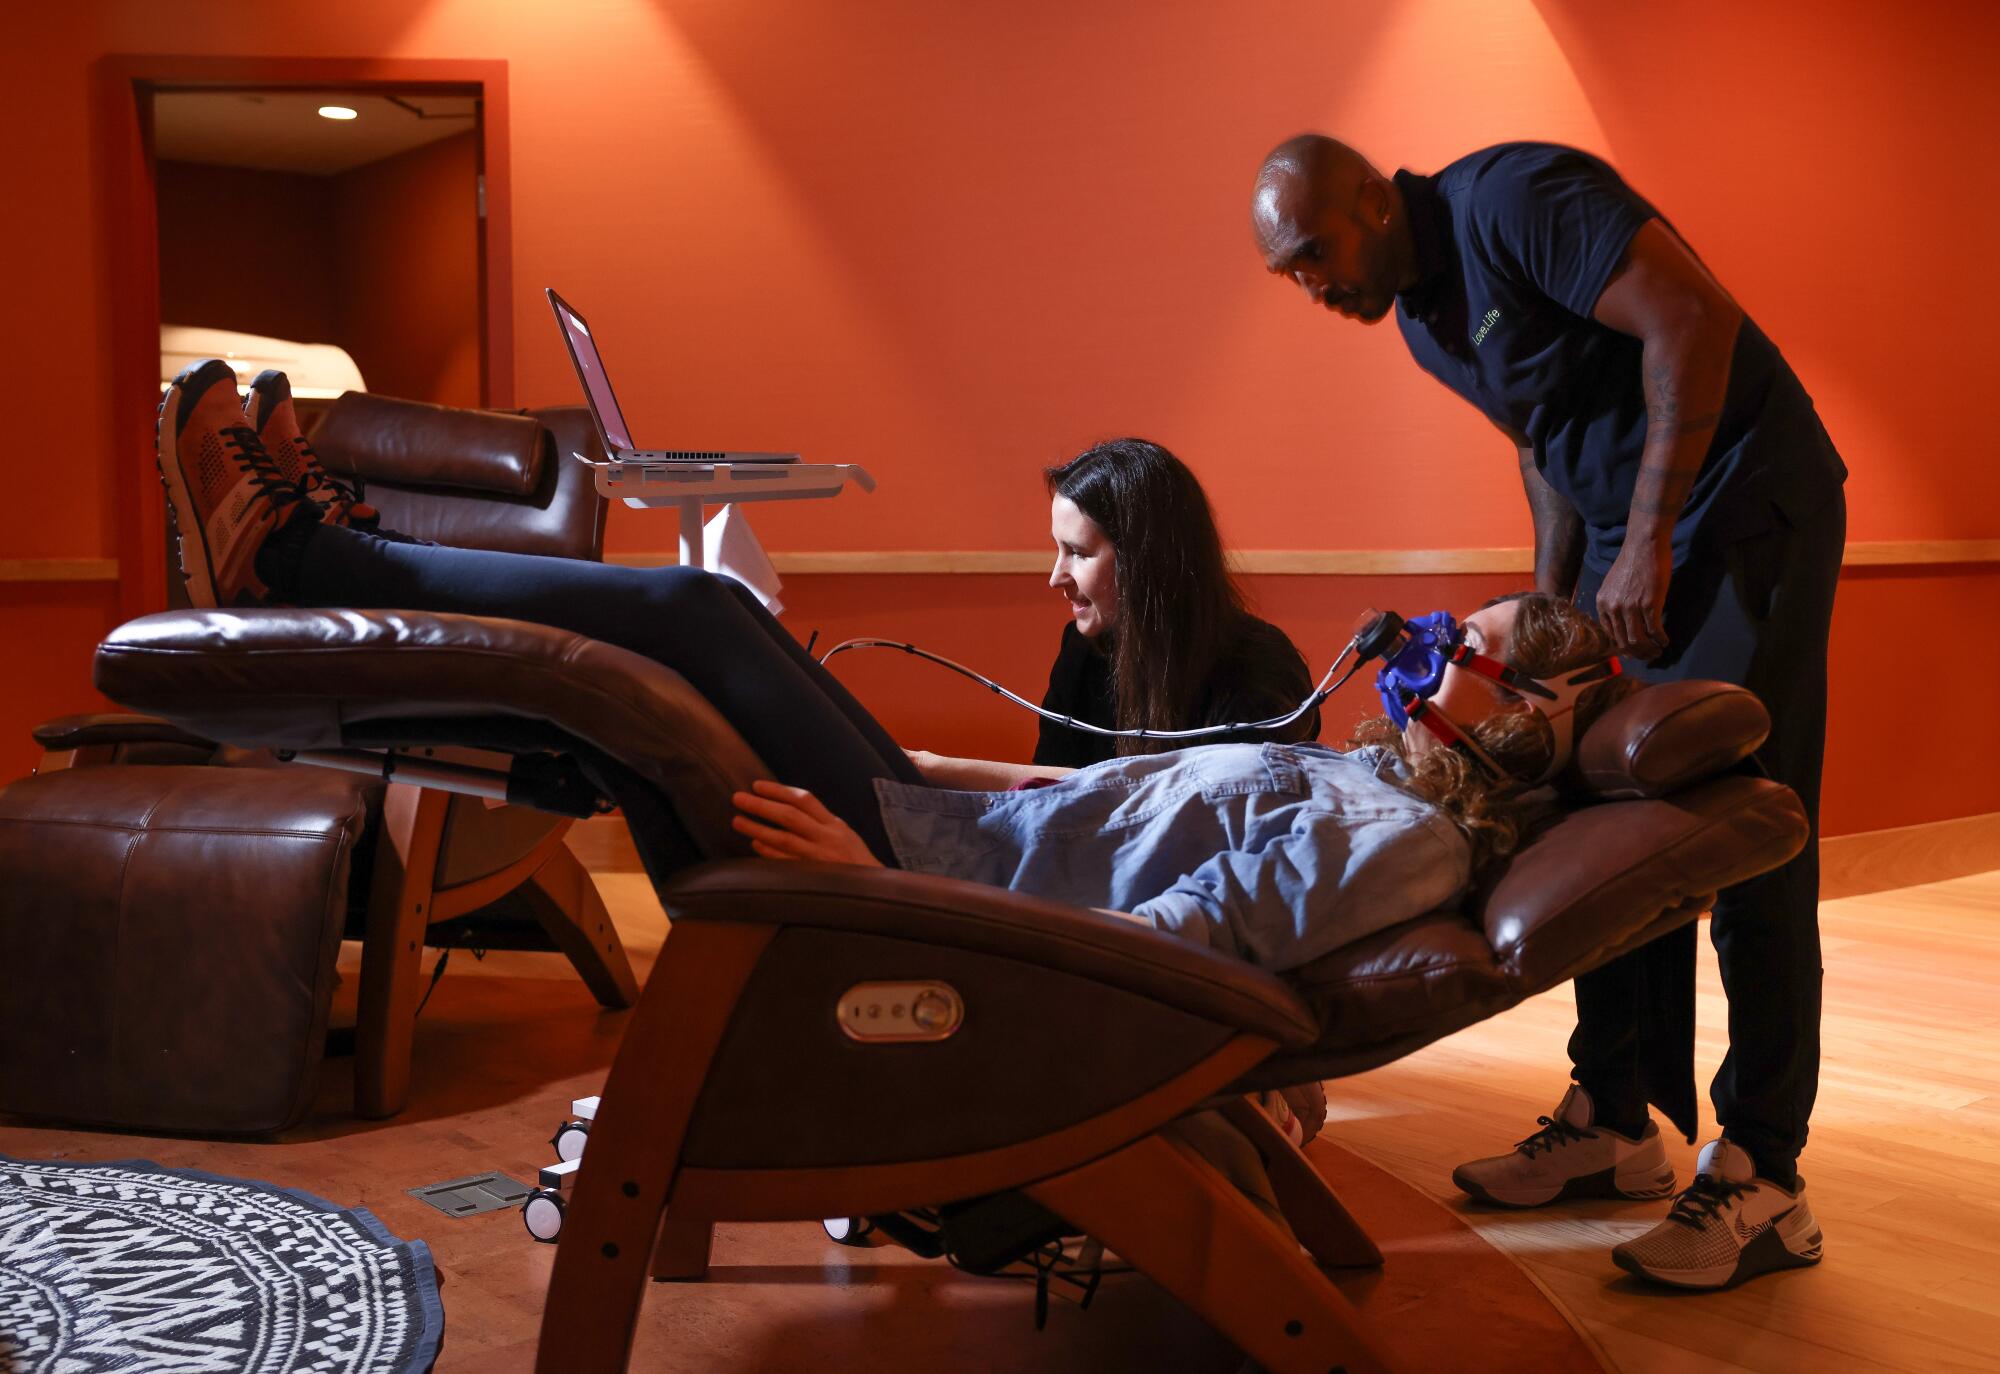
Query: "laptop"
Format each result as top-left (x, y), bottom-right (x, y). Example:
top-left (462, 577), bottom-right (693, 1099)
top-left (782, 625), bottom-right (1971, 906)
top-left (546, 288), bottom-right (798, 464)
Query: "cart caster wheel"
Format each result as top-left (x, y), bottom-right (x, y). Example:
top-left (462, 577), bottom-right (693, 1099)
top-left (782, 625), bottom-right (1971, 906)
top-left (552, 1119), bottom-right (590, 1163)
top-left (524, 1188), bottom-right (567, 1243)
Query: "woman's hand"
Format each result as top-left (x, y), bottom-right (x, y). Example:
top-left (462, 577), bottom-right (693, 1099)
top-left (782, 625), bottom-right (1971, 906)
top-left (731, 780), bottom-right (883, 867)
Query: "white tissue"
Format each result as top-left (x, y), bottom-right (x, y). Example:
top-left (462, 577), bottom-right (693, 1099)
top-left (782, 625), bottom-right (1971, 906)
top-left (704, 504), bottom-right (784, 615)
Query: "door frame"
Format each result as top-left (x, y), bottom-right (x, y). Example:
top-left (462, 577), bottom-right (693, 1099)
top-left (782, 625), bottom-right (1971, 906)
top-left (98, 54), bottom-right (513, 618)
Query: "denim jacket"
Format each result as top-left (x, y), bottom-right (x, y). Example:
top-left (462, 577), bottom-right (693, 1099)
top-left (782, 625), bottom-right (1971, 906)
top-left (874, 743), bottom-right (1471, 972)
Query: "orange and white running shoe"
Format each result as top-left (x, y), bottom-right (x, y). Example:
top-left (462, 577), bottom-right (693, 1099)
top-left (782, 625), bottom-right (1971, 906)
top-left (156, 359), bottom-right (304, 607)
top-left (245, 369), bottom-right (376, 529)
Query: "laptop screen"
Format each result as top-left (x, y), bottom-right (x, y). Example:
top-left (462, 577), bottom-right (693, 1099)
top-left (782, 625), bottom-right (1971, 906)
top-left (548, 291), bottom-right (633, 453)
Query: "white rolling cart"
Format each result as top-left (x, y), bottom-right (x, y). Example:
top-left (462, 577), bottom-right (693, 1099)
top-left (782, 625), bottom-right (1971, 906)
top-left (587, 455), bottom-right (877, 568)
top-left (521, 450), bottom-right (875, 1244)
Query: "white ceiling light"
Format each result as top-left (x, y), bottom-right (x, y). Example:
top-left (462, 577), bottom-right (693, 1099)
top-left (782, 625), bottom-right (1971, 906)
top-left (317, 105), bottom-right (358, 121)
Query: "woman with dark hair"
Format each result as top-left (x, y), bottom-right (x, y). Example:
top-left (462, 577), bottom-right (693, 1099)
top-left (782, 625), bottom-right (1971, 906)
top-left (908, 439), bottom-right (1319, 787)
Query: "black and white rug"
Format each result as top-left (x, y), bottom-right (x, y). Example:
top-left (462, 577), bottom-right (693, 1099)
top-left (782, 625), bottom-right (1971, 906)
top-left (0, 1154), bottom-right (443, 1373)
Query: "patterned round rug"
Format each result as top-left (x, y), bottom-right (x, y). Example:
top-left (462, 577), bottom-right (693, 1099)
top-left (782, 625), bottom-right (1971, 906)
top-left (0, 1155), bottom-right (443, 1373)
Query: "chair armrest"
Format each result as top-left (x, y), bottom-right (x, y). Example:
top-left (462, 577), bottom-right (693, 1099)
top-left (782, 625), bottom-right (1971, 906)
top-left (32, 712), bottom-right (218, 753)
top-left (662, 859), bottom-right (1320, 1048)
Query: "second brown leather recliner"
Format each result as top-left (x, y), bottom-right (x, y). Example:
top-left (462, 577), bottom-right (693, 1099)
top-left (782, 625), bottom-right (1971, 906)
top-left (17, 394), bottom-right (631, 1123)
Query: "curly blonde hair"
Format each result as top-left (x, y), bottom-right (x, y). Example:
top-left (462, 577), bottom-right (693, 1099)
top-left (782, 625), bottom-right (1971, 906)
top-left (1348, 593), bottom-right (1639, 871)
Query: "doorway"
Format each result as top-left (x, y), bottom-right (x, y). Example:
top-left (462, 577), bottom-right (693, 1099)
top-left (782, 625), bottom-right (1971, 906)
top-left (154, 88), bottom-right (485, 425)
top-left (100, 56), bottom-right (514, 617)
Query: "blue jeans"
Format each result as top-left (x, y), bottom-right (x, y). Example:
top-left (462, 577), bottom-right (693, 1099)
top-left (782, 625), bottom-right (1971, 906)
top-left (294, 524), bottom-right (924, 861)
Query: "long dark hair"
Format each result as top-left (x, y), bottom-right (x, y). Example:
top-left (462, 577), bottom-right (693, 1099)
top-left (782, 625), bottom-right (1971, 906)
top-left (1045, 438), bottom-right (1247, 755)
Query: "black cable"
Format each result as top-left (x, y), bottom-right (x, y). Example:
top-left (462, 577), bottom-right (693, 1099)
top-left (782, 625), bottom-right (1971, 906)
top-left (412, 929), bottom-right (486, 1020)
top-left (820, 636), bottom-right (1364, 741)
top-left (412, 946), bottom-right (453, 1019)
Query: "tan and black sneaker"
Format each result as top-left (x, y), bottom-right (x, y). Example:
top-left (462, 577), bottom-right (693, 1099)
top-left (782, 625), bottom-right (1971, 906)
top-left (245, 369), bottom-right (376, 529)
top-left (1612, 1139), bottom-right (1823, 1289)
top-left (156, 359), bottom-right (304, 607)
top-left (1451, 1084), bottom-right (1677, 1208)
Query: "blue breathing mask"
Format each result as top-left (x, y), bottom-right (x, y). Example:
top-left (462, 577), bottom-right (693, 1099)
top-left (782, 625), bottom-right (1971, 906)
top-left (1370, 609), bottom-right (1461, 728)
top-left (1352, 605), bottom-right (1623, 783)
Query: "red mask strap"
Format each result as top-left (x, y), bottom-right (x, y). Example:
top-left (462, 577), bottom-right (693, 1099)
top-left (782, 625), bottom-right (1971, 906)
top-left (1405, 697), bottom-right (1508, 780)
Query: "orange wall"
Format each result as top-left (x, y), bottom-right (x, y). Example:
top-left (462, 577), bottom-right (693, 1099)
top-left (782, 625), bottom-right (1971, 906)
top-left (332, 129), bottom-right (481, 407)
top-left (157, 161), bottom-right (339, 345)
top-left (2, 1), bottom-right (1995, 835)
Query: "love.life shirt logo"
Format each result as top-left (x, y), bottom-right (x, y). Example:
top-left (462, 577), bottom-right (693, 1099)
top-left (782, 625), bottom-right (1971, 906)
top-left (1472, 308), bottom-right (1502, 347)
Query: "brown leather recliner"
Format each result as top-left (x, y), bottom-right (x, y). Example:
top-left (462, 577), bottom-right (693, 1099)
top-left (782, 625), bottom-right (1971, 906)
top-left (25, 395), bottom-right (631, 1121)
top-left (90, 605), bottom-right (1807, 1373)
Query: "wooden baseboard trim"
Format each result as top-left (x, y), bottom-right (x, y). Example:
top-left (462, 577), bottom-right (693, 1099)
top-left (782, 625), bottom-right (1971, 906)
top-left (604, 540), bottom-right (2000, 578)
top-left (7, 543), bottom-right (1992, 585)
top-left (1820, 811), bottom-right (2000, 901)
top-left (0, 559), bottom-right (120, 583)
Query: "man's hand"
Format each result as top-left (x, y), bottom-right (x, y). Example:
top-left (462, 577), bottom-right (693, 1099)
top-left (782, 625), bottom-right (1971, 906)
top-left (731, 780), bottom-right (883, 867)
top-left (1595, 536), bottom-right (1671, 660)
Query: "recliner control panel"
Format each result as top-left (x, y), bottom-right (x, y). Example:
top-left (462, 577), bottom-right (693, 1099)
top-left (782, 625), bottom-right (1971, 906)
top-left (838, 982), bottom-right (964, 1042)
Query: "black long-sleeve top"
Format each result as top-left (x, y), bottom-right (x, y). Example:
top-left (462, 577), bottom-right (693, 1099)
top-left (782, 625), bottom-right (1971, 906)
top-left (1031, 615), bottom-right (1321, 768)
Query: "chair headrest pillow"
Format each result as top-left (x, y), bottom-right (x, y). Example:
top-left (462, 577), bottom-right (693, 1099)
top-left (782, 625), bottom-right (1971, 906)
top-left (1570, 679), bottom-right (1770, 800)
top-left (313, 393), bottom-right (546, 498)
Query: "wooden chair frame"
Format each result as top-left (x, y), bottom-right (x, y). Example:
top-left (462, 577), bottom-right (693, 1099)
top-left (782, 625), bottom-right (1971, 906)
top-left (535, 921), bottom-right (1402, 1374)
top-left (356, 781), bottom-right (637, 1116)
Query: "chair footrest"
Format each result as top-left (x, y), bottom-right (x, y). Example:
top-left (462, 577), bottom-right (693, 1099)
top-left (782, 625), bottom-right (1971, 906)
top-left (0, 765), bottom-right (369, 1134)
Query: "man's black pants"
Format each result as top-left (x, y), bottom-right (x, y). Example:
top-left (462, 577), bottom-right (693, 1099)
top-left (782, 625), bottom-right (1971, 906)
top-left (1568, 490), bottom-right (1845, 1186)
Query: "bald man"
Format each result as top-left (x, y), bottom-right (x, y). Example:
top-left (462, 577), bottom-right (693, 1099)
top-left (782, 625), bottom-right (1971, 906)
top-left (1253, 138), bottom-right (1846, 1291)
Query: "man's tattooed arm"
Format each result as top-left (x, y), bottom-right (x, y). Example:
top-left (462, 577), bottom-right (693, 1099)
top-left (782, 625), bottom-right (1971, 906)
top-left (1628, 353), bottom-right (1731, 523)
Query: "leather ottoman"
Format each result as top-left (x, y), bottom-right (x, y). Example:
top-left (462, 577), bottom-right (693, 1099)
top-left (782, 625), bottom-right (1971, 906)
top-left (0, 765), bottom-right (370, 1135)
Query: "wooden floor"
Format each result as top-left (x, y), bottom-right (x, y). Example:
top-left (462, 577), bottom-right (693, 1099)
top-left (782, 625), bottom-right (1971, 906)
top-left (1330, 866), bottom-right (2000, 1374)
top-left (4, 828), bottom-right (1998, 1372)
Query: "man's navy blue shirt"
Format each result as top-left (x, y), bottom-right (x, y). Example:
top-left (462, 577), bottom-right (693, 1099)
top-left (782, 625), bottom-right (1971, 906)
top-left (1392, 142), bottom-right (1845, 572)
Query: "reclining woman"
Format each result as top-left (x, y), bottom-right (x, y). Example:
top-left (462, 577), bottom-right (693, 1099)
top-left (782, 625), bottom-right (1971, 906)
top-left (161, 359), bottom-right (1633, 975)
top-left (909, 437), bottom-right (1319, 789)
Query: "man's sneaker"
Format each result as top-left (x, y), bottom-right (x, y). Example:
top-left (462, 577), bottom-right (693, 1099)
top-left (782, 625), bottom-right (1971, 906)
top-left (1611, 1139), bottom-right (1823, 1290)
top-left (244, 369), bottom-right (377, 529)
top-left (157, 359), bottom-right (303, 607)
top-left (1451, 1084), bottom-right (1677, 1208)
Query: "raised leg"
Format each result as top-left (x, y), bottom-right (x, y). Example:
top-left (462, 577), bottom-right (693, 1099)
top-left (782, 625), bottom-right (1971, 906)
top-left (1220, 1096), bottom-right (1383, 1269)
top-left (1026, 1131), bottom-right (1401, 1374)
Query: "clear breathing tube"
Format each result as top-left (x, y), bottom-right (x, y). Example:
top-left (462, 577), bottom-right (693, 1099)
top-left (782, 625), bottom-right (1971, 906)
top-left (816, 633), bottom-right (1369, 742)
